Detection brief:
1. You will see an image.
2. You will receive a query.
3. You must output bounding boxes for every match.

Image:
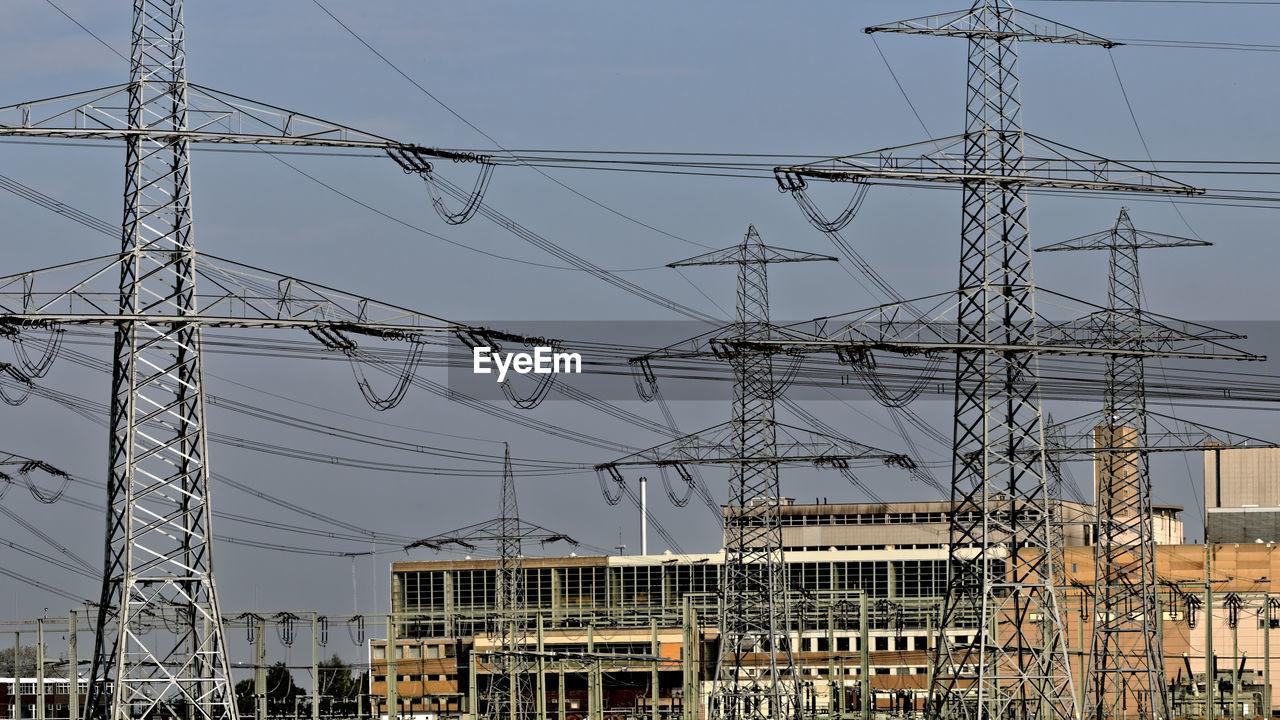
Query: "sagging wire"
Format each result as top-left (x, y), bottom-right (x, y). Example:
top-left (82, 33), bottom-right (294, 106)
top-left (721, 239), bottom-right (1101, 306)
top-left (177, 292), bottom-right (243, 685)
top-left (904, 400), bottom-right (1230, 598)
top-left (19, 460), bottom-right (71, 504)
top-left (453, 329), bottom-right (560, 410)
top-left (348, 341), bottom-right (423, 411)
top-left (307, 321), bottom-right (423, 411)
top-left (630, 358), bottom-right (659, 402)
top-left (388, 146), bottom-right (495, 226)
top-left (661, 464), bottom-right (694, 508)
top-left (842, 348), bottom-right (943, 409)
top-left (776, 171), bottom-right (870, 233)
top-left (596, 465), bottom-right (626, 506)
top-left (761, 354), bottom-right (804, 400)
top-left (0, 364), bottom-right (34, 406)
top-left (835, 463), bottom-right (886, 504)
top-left (9, 326), bottom-right (63, 379)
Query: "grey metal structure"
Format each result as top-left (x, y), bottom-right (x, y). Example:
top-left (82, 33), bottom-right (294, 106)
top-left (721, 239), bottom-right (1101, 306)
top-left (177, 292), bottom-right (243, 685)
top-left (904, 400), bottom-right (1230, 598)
top-left (762, 3), bottom-right (1209, 720)
top-left (406, 446), bottom-right (575, 720)
top-left (0, 3), bottom-right (510, 720)
top-left (1040, 209), bottom-right (1203, 720)
top-left (1036, 209), bottom-right (1272, 720)
top-left (599, 226), bottom-right (912, 720)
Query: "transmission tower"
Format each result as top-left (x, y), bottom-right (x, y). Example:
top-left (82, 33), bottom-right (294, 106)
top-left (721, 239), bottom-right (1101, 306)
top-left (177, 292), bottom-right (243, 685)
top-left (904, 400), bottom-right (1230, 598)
top-left (759, 3), bottom-right (1222, 720)
top-left (1040, 208), bottom-right (1201, 720)
top-left (0, 4), bottom-right (516, 720)
top-left (599, 225), bottom-right (913, 720)
top-left (1035, 208), bottom-right (1279, 720)
top-left (406, 445), bottom-right (576, 720)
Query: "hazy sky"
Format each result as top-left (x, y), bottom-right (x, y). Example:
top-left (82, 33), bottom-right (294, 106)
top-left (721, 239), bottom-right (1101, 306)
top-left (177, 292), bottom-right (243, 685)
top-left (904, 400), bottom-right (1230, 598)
top-left (1, 0), bottom-right (1279, 670)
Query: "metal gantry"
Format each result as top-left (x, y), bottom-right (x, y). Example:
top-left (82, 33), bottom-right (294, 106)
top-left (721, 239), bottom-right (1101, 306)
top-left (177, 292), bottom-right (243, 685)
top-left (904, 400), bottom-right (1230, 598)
top-left (0, 3), bottom-right (518, 720)
top-left (599, 226), bottom-right (912, 720)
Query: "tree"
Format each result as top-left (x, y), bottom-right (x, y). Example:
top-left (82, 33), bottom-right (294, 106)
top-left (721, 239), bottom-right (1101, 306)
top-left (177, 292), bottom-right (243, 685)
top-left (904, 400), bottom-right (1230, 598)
top-left (0, 646), bottom-right (38, 677)
top-left (317, 655), bottom-right (361, 702)
top-left (235, 662), bottom-right (303, 717)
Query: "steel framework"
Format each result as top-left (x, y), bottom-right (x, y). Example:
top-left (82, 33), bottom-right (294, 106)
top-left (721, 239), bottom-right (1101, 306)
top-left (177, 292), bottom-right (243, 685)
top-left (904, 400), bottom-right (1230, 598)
top-left (0, 4), bottom-right (513, 720)
top-left (599, 226), bottom-right (911, 720)
top-left (763, 3), bottom-right (1208, 720)
top-left (1041, 209), bottom-right (1202, 720)
top-left (1038, 209), bottom-right (1251, 720)
top-left (405, 445), bottom-right (576, 720)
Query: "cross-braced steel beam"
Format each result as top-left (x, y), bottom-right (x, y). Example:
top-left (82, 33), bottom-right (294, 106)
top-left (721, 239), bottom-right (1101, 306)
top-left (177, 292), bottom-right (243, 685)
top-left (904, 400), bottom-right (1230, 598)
top-left (599, 226), bottom-right (909, 720)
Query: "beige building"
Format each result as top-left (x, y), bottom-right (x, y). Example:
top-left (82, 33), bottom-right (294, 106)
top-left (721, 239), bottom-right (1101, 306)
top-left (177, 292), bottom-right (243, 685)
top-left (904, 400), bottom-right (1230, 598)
top-left (1204, 447), bottom-right (1280, 543)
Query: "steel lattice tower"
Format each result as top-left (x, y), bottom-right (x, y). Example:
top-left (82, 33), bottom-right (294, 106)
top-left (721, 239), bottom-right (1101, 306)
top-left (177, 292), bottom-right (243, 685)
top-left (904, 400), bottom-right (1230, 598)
top-left (487, 444), bottom-right (535, 720)
top-left (672, 227), bottom-right (805, 720)
top-left (0, 4), bottom-right (524, 719)
top-left (86, 3), bottom-right (235, 718)
top-left (1038, 209), bottom-right (1208, 720)
top-left (406, 448), bottom-right (575, 720)
top-left (599, 226), bottom-right (913, 720)
top-left (761, 2), bottom-right (1212, 718)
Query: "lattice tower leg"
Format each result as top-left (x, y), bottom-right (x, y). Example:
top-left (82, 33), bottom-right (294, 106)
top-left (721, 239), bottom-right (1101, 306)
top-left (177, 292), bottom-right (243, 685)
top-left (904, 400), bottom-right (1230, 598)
top-left (929, 4), bottom-right (1076, 720)
top-left (84, 3), bottom-right (238, 720)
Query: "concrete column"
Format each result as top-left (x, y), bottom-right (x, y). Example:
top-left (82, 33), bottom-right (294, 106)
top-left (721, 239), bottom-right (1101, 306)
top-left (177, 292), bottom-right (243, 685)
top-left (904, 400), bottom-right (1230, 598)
top-left (386, 616), bottom-right (398, 720)
top-left (67, 611), bottom-right (77, 720)
top-left (35, 620), bottom-right (44, 720)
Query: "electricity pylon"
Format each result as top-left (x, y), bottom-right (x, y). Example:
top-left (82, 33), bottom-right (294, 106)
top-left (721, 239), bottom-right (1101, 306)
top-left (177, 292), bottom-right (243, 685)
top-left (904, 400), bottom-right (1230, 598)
top-left (1036, 208), bottom-right (1274, 720)
top-left (406, 445), bottom-right (575, 720)
top-left (0, 4), bottom-right (510, 719)
top-left (598, 226), bottom-right (913, 720)
top-left (761, 3), bottom-right (1216, 720)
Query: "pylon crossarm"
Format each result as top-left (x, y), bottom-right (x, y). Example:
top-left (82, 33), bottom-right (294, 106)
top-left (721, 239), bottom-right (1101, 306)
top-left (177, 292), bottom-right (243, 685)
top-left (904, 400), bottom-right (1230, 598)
top-left (405, 518), bottom-right (577, 553)
top-left (0, 252), bottom-right (486, 335)
top-left (1036, 228), bottom-right (1211, 253)
top-left (1038, 306), bottom-right (1260, 360)
top-left (597, 420), bottom-right (913, 469)
top-left (1039, 408), bottom-right (1280, 455)
top-left (0, 83), bottom-right (429, 151)
top-left (775, 133), bottom-right (1201, 195)
top-left (741, 289), bottom-right (1261, 360)
top-left (866, 6), bottom-right (1117, 47)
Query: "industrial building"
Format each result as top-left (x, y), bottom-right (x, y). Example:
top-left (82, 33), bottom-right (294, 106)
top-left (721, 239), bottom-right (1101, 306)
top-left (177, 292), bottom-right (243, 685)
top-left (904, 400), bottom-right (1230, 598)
top-left (1205, 447), bottom-right (1280, 544)
top-left (367, 498), bottom-right (1227, 720)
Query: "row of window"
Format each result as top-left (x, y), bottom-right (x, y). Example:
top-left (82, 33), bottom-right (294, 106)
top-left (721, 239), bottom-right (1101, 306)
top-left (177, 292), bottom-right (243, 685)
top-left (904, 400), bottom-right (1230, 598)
top-left (400, 559), bottom-right (970, 613)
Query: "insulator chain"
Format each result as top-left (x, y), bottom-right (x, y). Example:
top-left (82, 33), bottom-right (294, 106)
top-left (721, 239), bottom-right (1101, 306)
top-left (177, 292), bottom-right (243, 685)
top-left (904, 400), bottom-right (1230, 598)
top-left (9, 325), bottom-right (62, 379)
top-left (19, 460), bottom-right (70, 504)
top-left (275, 612), bottom-right (299, 647)
top-left (0, 473), bottom-right (11, 503)
top-left (596, 466), bottom-right (625, 506)
top-left (387, 146), bottom-right (495, 225)
top-left (240, 613), bottom-right (265, 643)
top-left (776, 171), bottom-right (870, 233)
top-left (630, 358), bottom-right (658, 401)
top-left (661, 464), bottom-right (694, 508)
top-left (348, 615), bottom-right (365, 646)
top-left (317, 616), bottom-right (329, 647)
